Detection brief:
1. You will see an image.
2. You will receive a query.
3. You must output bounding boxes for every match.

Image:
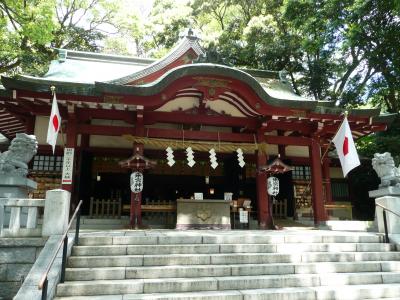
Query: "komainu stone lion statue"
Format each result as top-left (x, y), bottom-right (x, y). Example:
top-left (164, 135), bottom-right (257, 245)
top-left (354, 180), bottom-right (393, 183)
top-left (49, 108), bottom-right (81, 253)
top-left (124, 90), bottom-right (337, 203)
top-left (0, 133), bottom-right (38, 177)
top-left (371, 152), bottom-right (400, 188)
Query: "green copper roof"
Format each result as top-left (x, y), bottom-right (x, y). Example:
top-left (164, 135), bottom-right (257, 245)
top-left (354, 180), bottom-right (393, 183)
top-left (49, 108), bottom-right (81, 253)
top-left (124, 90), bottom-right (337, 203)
top-left (1, 76), bottom-right (98, 95)
top-left (20, 49), bottom-right (155, 84)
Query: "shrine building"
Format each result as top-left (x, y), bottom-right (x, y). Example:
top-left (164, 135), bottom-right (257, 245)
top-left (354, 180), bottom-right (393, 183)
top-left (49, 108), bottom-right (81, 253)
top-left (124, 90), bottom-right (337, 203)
top-left (0, 33), bottom-right (395, 229)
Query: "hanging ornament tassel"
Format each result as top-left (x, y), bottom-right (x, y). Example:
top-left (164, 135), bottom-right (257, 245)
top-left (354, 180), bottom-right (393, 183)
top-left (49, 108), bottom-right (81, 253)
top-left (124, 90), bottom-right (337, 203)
top-left (166, 146), bottom-right (175, 167)
top-left (186, 146), bottom-right (196, 167)
top-left (237, 148), bottom-right (245, 168)
top-left (209, 148), bottom-right (218, 169)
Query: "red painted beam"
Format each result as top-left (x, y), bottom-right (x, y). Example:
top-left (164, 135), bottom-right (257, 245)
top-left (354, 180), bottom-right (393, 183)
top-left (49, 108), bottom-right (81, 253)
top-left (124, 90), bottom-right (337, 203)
top-left (265, 135), bottom-right (311, 146)
top-left (307, 112), bottom-right (369, 122)
top-left (78, 124), bottom-right (135, 136)
top-left (317, 122), bottom-right (386, 137)
top-left (262, 120), bottom-right (316, 134)
top-left (144, 111), bottom-right (259, 128)
top-left (147, 128), bottom-right (255, 143)
top-left (77, 123), bottom-right (314, 146)
top-left (76, 108), bottom-right (135, 123)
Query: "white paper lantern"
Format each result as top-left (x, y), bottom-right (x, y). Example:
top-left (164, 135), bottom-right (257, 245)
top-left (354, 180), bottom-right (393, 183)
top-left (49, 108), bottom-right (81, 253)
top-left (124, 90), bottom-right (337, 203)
top-left (267, 176), bottom-right (279, 196)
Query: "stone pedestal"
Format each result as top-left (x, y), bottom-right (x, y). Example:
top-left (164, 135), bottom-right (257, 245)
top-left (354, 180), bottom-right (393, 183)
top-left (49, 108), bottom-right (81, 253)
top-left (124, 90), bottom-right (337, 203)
top-left (370, 187), bottom-right (400, 234)
top-left (0, 176), bottom-right (37, 198)
top-left (42, 189), bottom-right (71, 236)
top-left (374, 196), bottom-right (400, 234)
top-left (0, 176), bottom-right (37, 226)
top-left (369, 187), bottom-right (400, 198)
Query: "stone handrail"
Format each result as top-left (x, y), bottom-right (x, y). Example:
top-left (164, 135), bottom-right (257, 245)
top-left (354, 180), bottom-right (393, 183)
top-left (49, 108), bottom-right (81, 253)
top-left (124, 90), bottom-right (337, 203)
top-left (0, 198), bottom-right (45, 237)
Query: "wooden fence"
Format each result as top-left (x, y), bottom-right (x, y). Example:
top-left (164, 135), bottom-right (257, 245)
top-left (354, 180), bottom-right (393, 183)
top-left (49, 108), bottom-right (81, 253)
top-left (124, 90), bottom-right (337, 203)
top-left (89, 197), bottom-right (121, 218)
top-left (272, 198), bottom-right (287, 218)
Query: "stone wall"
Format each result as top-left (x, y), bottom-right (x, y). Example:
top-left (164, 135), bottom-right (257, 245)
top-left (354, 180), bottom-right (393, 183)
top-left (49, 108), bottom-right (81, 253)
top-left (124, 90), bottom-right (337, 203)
top-left (0, 237), bottom-right (47, 300)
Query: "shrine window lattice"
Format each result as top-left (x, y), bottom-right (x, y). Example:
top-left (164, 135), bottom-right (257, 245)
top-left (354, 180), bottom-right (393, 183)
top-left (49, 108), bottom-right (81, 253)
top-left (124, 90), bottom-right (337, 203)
top-left (292, 165), bottom-right (312, 209)
top-left (292, 165), bottom-right (311, 180)
top-left (32, 155), bottom-right (63, 172)
top-left (331, 180), bottom-right (349, 201)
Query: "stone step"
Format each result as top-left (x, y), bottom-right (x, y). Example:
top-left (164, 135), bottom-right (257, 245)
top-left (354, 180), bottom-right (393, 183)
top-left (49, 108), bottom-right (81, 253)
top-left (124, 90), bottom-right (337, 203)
top-left (53, 284), bottom-right (400, 300)
top-left (65, 261), bottom-right (400, 281)
top-left (54, 290), bottom-right (243, 300)
top-left (312, 283), bottom-right (400, 299)
top-left (71, 243), bottom-right (394, 256)
top-left (67, 251), bottom-right (400, 268)
top-left (79, 224), bottom-right (127, 230)
top-left (72, 244), bottom-right (220, 256)
top-left (56, 272), bottom-right (400, 297)
top-left (324, 220), bottom-right (376, 232)
top-left (80, 219), bottom-right (130, 225)
top-left (77, 233), bottom-right (383, 246)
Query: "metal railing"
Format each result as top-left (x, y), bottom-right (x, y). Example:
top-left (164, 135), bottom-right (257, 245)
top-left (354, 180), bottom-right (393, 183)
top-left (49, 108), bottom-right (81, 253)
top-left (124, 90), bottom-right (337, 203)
top-left (37, 200), bottom-right (83, 300)
top-left (376, 202), bottom-right (400, 243)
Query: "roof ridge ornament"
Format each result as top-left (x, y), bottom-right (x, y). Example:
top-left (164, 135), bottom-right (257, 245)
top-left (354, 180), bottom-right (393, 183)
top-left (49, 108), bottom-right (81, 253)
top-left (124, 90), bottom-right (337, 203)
top-left (182, 28), bottom-right (199, 41)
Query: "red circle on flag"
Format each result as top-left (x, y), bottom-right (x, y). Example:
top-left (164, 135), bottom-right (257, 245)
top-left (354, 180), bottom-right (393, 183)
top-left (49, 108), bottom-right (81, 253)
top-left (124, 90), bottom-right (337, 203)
top-left (52, 115), bottom-right (59, 131)
top-left (343, 136), bottom-right (349, 156)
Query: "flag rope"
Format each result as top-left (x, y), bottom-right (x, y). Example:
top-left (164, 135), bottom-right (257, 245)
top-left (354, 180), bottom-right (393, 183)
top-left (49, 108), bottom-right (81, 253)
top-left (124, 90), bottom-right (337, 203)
top-left (122, 134), bottom-right (258, 153)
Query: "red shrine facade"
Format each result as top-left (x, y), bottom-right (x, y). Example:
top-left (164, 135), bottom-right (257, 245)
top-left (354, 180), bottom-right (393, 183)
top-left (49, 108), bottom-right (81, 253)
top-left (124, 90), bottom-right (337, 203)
top-left (0, 34), bottom-right (394, 228)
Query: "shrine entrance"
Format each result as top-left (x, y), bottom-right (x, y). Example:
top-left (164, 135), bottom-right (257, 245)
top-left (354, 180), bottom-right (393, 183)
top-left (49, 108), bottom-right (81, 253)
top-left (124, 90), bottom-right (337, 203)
top-left (83, 150), bottom-right (303, 229)
top-left (87, 152), bottom-right (260, 229)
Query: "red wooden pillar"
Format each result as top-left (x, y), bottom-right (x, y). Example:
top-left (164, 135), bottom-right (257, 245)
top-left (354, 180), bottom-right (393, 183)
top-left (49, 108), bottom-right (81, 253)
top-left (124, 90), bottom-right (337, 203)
top-left (131, 143), bottom-right (144, 228)
top-left (322, 156), bottom-right (333, 204)
top-left (131, 108), bottom-right (144, 228)
top-left (81, 134), bottom-right (89, 149)
top-left (25, 116), bottom-right (35, 135)
top-left (309, 138), bottom-right (327, 224)
top-left (256, 132), bottom-right (273, 229)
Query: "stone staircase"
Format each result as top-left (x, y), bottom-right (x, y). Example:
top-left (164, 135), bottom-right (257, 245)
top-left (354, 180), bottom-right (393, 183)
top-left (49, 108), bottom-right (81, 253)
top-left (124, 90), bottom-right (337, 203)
top-left (54, 230), bottom-right (400, 300)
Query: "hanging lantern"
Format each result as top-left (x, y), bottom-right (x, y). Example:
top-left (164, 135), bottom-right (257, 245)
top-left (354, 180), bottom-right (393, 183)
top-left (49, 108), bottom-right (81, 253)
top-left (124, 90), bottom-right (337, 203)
top-left (267, 176), bottom-right (279, 196)
top-left (130, 171), bottom-right (143, 193)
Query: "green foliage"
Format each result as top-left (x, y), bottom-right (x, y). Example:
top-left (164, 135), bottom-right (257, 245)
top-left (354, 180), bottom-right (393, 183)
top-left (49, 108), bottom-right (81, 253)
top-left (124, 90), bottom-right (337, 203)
top-left (357, 116), bottom-right (400, 165)
top-left (1, 0), bottom-right (399, 119)
top-left (0, 0), bottom-right (120, 75)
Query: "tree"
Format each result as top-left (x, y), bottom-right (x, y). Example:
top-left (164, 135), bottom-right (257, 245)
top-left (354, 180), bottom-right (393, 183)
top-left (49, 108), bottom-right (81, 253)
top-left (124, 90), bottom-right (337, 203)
top-left (185, 0), bottom-right (400, 107)
top-left (0, 0), bottom-right (55, 74)
top-left (143, 0), bottom-right (193, 58)
top-left (0, 0), bottom-right (120, 75)
top-left (345, 0), bottom-right (400, 113)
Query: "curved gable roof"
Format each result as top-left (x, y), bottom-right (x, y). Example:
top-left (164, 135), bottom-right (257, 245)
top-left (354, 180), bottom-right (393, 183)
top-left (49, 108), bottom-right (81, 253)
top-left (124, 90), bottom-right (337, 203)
top-left (107, 36), bottom-right (204, 85)
top-left (96, 63), bottom-right (316, 110)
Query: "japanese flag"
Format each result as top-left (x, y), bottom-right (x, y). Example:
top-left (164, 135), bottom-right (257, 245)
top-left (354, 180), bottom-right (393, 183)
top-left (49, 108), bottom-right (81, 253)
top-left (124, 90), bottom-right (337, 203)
top-left (46, 93), bottom-right (61, 154)
top-left (332, 117), bottom-right (360, 177)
